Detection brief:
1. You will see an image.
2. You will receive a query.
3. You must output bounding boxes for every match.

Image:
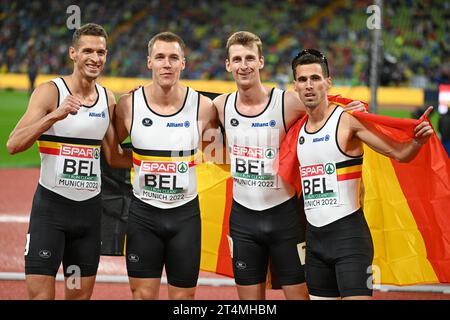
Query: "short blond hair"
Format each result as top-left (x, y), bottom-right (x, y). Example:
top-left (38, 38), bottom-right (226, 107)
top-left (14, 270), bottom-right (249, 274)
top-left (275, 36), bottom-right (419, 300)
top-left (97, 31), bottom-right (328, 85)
top-left (147, 31), bottom-right (186, 56)
top-left (226, 31), bottom-right (263, 59)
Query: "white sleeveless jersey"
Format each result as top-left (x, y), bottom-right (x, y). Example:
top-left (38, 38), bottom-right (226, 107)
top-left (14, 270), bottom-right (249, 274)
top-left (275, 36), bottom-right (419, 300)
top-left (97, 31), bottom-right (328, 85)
top-left (131, 86), bottom-right (200, 209)
top-left (37, 77), bottom-right (110, 201)
top-left (224, 88), bottom-right (296, 210)
top-left (297, 106), bottom-right (363, 227)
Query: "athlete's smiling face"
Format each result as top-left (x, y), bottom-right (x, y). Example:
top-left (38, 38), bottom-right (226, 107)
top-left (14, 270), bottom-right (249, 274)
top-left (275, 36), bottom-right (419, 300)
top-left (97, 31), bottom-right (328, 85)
top-left (226, 43), bottom-right (264, 89)
top-left (70, 35), bottom-right (107, 81)
top-left (148, 40), bottom-right (186, 88)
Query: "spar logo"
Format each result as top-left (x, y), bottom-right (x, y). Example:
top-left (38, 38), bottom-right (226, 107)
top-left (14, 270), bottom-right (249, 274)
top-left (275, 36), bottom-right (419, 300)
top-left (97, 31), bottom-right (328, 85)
top-left (141, 161), bottom-right (188, 173)
top-left (231, 145), bottom-right (263, 159)
top-left (141, 162), bottom-right (177, 173)
top-left (300, 163), bottom-right (335, 177)
top-left (61, 145), bottom-right (99, 159)
top-left (301, 164), bottom-right (325, 178)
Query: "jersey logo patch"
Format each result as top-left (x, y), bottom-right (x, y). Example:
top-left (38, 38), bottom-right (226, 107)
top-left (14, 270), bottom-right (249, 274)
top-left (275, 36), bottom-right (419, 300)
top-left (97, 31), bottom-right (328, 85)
top-left (142, 118), bottom-right (153, 127)
top-left (230, 118), bottom-right (239, 127)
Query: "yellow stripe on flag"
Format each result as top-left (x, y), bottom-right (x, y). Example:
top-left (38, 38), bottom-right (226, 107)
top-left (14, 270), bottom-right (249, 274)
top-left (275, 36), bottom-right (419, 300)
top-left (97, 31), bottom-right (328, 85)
top-left (362, 145), bottom-right (438, 285)
top-left (197, 162), bottom-right (231, 272)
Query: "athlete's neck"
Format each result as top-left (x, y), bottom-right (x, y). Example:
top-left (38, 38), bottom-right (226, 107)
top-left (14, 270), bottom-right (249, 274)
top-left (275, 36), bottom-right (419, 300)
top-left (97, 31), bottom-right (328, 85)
top-left (237, 83), bottom-right (270, 108)
top-left (148, 83), bottom-right (186, 108)
top-left (307, 100), bottom-right (335, 125)
top-left (65, 73), bottom-right (97, 99)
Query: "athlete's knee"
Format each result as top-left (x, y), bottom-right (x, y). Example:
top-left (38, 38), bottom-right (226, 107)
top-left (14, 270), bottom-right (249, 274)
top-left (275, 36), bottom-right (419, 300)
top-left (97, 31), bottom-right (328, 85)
top-left (309, 294), bottom-right (341, 300)
top-left (65, 289), bottom-right (93, 300)
top-left (168, 286), bottom-right (196, 300)
top-left (26, 275), bottom-right (56, 300)
top-left (131, 286), bottom-right (159, 300)
top-left (282, 283), bottom-right (309, 300)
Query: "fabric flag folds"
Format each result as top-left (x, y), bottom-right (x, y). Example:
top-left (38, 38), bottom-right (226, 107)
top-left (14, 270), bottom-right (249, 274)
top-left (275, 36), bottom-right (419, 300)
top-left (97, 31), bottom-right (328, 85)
top-left (275, 95), bottom-right (450, 285)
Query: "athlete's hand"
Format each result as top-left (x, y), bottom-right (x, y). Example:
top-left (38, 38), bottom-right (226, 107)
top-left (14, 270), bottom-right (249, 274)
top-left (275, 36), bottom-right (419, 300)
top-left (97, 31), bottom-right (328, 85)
top-left (413, 106), bottom-right (434, 145)
top-left (128, 85), bottom-right (142, 94)
top-left (54, 95), bottom-right (81, 120)
top-left (344, 100), bottom-right (367, 113)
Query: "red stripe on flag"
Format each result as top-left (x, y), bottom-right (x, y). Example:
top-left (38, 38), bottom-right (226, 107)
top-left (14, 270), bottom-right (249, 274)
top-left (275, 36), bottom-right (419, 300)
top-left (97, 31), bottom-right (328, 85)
top-left (215, 178), bottom-right (234, 277)
top-left (337, 171), bottom-right (362, 181)
top-left (391, 135), bottom-right (450, 282)
top-left (39, 147), bottom-right (60, 155)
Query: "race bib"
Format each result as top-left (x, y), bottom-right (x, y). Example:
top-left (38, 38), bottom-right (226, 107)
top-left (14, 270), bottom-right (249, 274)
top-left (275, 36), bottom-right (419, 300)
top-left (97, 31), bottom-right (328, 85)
top-left (139, 161), bottom-right (190, 202)
top-left (230, 144), bottom-right (278, 188)
top-left (301, 163), bottom-right (339, 209)
top-left (55, 144), bottom-right (101, 191)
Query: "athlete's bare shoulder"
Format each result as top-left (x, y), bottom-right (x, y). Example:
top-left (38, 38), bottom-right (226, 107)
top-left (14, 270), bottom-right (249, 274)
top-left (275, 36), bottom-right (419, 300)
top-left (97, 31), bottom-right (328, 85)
top-left (212, 93), bottom-right (231, 126)
top-left (29, 81), bottom-right (59, 112)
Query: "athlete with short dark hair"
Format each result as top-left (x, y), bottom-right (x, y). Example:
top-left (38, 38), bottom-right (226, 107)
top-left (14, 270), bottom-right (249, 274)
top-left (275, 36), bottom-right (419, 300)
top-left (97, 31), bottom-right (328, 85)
top-left (292, 49), bottom-right (433, 299)
top-left (7, 23), bottom-right (130, 300)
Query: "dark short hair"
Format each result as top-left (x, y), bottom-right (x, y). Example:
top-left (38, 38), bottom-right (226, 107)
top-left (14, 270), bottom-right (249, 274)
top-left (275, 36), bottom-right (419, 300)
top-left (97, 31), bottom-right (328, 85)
top-left (226, 31), bottom-right (263, 59)
top-left (72, 23), bottom-right (108, 47)
top-left (147, 32), bottom-right (186, 56)
top-left (291, 49), bottom-right (330, 79)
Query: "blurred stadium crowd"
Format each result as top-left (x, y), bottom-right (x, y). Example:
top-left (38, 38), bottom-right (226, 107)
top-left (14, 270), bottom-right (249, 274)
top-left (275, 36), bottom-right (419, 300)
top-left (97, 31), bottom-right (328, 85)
top-left (1, 0), bottom-right (449, 88)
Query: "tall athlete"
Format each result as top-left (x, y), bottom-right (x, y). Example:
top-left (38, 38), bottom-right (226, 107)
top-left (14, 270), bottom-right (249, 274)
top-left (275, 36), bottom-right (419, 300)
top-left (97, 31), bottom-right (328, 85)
top-left (6, 23), bottom-right (130, 299)
top-left (213, 31), bottom-right (365, 300)
top-left (114, 32), bottom-right (217, 300)
top-left (292, 49), bottom-right (433, 299)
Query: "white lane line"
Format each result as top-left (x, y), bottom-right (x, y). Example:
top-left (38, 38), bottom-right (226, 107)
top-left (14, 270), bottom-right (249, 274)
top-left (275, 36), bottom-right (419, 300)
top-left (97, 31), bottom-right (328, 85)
top-left (0, 214), bottom-right (29, 223)
top-left (0, 272), bottom-right (449, 293)
top-left (0, 272), bottom-right (236, 286)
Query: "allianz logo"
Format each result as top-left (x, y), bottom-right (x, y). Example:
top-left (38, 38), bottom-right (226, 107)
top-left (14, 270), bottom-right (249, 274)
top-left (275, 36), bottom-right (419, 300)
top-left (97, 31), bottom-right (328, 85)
top-left (251, 120), bottom-right (276, 128)
top-left (89, 111), bottom-right (106, 118)
top-left (167, 121), bottom-right (190, 128)
top-left (313, 134), bottom-right (330, 143)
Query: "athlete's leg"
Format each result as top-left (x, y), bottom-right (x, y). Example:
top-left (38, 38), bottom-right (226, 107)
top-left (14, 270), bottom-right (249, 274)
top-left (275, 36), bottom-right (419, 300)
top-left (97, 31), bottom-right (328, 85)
top-left (165, 203), bottom-right (201, 300)
top-left (125, 198), bottom-right (165, 300)
top-left (229, 201), bottom-right (269, 300)
top-left (282, 283), bottom-right (309, 300)
top-left (62, 199), bottom-right (102, 300)
top-left (335, 211), bottom-right (374, 299)
top-left (129, 277), bottom-right (161, 300)
top-left (309, 295), bottom-right (341, 300)
top-left (236, 283), bottom-right (266, 300)
top-left (269, 197), bottom-right (308, 300)
top-left (26, 275), bottom-right (56, 300)
top-left (25, 186), bottom-right (66, 300)
top-left (342, 295), bottom-right (372, 300)
top-left (64, 275), bottom-right (97, 300)
top-left (167, 284), bottom-right (196, 300)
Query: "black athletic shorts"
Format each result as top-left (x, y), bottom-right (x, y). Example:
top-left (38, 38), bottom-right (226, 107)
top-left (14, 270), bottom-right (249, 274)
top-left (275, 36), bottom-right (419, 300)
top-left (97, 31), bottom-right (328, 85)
top-left (25, 184), bottom-right (102, 277)
top-left (229, 196), bottom-right (306, 286)
top-left (305, 209), bottom-right (374, 298)
top-left (125, 196), bottom-right (201, 288)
